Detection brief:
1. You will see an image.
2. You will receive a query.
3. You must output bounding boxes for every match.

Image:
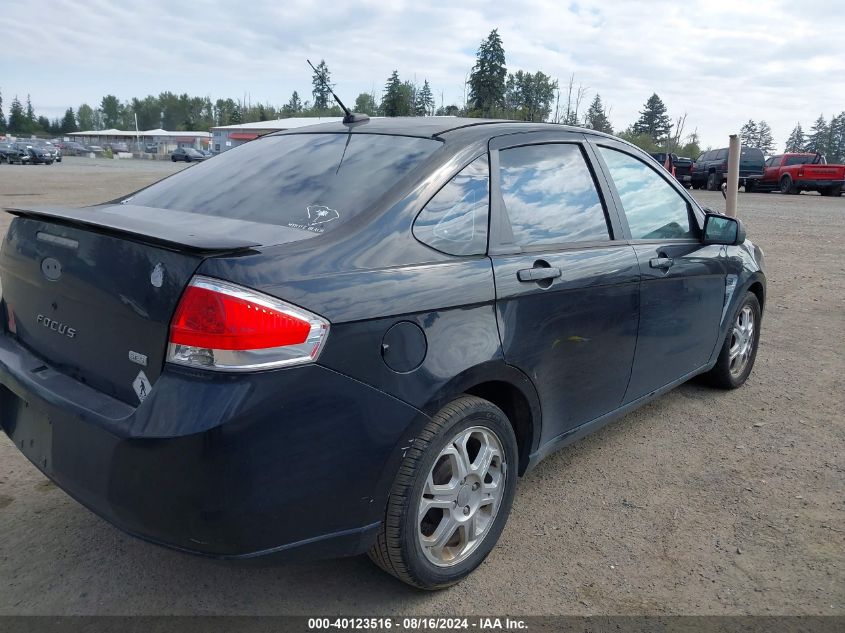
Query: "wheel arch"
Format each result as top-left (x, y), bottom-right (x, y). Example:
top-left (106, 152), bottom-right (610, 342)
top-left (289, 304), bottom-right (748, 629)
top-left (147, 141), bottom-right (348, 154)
top-left (421, 361), bottom-right (542, 476)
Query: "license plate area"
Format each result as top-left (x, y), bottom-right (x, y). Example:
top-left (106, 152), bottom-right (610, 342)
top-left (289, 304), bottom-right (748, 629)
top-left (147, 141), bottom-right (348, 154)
top-left (1, 388), bottom-right (53, 474)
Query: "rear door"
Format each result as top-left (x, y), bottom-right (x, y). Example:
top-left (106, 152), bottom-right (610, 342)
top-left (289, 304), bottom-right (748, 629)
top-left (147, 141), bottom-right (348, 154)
top-left (488, 132), bottom-right (640, 442)
top-left (592, 141), bottom-right (726, 402)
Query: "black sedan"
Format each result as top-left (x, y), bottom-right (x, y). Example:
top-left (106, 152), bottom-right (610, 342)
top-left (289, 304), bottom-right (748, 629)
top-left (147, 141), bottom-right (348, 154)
top-left (0, 142), bottom-right (30, 164)
top-left (14, 141), bottom-right (53, 164)
top-left (0, 118), bottom-right (765, 589)
top-left (170, 147), bottom-right (206, 162)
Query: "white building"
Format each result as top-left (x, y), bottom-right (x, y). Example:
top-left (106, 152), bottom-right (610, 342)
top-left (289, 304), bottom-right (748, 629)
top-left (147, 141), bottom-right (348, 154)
top-left (210, 117), bottom-right (342, 153)
top-left (68, 128), bottom-right (212, 155)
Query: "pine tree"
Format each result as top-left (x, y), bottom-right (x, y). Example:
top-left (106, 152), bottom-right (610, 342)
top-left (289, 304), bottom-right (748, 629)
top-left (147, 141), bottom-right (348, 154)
top-left (60, 108), bottom-right (78, 133)
top-left (632, 93), bottom-right (672, 143)
top-left (8, 96), bottom-right (24, 133)
top-left (805, 115), bottom-right (829, 155)
top-left (757, 121), bottom-right (775, 154)
top-left (415, 79), bottom-right (434, 116)
top-left (584, 94), bottom-right (613, 133)
top-left (283, 91), bottom-right (302, 116)
top-left (311, 60), bottom-right (331, 111)
top-left (381, 71), bottom-right (404, 117)
top-left (230, 103), bottom-right (241, 124)
top-left (25, 94), bottom-right (35, 127)
top-left (468, 29), bottom-right (507, 117)
top-left (739, 119), bottom-right (759, 147)
top-left (0, 89), bottom-right (6, 133)
top-left (826, 113), bottom-right (845, 164)
top-left (785, 123), bottom-right (805, 152)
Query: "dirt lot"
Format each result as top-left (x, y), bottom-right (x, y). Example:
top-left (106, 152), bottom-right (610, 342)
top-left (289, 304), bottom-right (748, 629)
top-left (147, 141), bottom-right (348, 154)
top-left (0, 157), bottom-right (842, 615)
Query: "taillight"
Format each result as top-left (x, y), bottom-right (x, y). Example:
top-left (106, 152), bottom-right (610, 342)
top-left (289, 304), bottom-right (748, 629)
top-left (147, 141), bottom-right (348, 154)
top-left (167, 276), bottom-right (329, 371)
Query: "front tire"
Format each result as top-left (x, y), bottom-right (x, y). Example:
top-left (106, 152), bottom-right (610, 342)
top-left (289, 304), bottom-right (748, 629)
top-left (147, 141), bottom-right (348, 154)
top-left (369, 395), bottom-right (518, 590)
top-left (705, 292), bottom-right (761, 389)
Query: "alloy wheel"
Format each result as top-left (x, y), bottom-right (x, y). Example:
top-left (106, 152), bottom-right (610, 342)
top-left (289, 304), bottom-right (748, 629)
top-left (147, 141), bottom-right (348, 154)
top-left (729, 305), bottom-right (755, 378)
top-left (418, 426), bottom-right (506, 567)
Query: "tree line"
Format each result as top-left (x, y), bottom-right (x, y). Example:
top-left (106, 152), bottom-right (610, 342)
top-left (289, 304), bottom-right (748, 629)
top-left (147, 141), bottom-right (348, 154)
top-left (1, 29), bottom-right (839, 160)
top-left (782, 114), bottom-right (845, 163)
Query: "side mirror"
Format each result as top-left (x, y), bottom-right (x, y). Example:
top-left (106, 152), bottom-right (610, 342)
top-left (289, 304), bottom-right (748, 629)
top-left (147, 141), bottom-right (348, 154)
top-left (703, 213), bottom-right (746, 246)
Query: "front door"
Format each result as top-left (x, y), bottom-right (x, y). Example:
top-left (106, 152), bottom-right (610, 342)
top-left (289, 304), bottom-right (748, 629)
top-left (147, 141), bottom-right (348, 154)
top-left (594, 142), bottom-right (726, 402)
top-left (489, 136), bottom-right (640, 444)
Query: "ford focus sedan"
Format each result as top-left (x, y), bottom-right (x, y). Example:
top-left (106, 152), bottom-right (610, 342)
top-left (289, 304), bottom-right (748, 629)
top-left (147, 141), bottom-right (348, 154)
top-left (0, 118), bottom-right (765, 589)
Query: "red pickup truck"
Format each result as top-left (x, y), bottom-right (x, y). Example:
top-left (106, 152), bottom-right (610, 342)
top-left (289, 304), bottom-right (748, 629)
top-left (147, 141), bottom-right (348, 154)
top-left (747, 153), bottom-right (845, 196)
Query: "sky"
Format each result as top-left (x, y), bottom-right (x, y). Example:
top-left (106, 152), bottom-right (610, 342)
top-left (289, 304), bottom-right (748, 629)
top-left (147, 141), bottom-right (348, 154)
top-left (2, 0), bottom-right (843, 150)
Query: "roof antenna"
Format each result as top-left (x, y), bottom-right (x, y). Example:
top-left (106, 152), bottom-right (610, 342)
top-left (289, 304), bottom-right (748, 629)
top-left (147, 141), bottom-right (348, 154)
top-left (307, 59), bottom-right (369, 125)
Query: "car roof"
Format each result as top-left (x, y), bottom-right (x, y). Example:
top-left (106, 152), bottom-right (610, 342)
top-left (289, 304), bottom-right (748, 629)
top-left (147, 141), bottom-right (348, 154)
top-left (271, 117), bottom-right (617, 143)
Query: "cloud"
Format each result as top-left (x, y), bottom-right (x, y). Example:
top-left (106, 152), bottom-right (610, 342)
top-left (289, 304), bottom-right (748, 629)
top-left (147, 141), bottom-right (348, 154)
top-left (2, 0), bottom-right (843, 150)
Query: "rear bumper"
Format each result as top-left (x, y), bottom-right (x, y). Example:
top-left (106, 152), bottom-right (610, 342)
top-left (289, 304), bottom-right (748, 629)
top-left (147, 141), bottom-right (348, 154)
top-left (794, 179), bottom-right (844, 189)
top-left (0, 334), bottom-right (425, 558)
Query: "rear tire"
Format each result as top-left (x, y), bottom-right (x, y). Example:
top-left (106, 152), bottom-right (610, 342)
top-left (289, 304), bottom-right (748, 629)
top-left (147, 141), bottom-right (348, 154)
top-left (745, 180), bottom-right (755, 193)
top-left (368, 395), bottom-right (518, 590)
top-left (705, 292), bottom-right (761, 389)
top-left (820, 186), bottom-right (841, 197)
top-left (706, 172), bottom-right (719, 191)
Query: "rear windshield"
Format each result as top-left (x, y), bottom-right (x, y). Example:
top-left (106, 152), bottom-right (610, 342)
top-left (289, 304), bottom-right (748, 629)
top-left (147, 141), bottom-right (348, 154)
top-left (741, 147), bottom-right (764, 160)
top-left (784, 155), bottom-right (818, 166)
top-left (128, 133), bottom-right (441, 232)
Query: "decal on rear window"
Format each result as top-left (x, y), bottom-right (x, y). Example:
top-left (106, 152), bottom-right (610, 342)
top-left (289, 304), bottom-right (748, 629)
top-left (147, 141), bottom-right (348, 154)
top-left (286, 204), bottom-right (340, 234)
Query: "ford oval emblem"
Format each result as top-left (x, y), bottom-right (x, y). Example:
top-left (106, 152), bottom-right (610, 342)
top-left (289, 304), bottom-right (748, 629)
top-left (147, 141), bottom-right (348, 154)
top-left (41, 257), bottom-right (62, 281)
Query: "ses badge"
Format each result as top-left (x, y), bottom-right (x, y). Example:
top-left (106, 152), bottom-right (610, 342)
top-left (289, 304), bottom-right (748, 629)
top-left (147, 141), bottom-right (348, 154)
top-left (132, 370), bottom-right (152, 402)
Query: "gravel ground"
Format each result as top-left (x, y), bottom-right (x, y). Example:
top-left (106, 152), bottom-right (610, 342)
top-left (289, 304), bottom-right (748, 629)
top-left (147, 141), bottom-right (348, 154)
top-left (0, 157), bottom-right (842, 615)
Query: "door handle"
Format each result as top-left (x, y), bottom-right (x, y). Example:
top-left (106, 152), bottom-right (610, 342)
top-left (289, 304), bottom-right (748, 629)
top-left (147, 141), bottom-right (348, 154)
top-left (517, 267), bottom-right (562, 282)
top-left (649, 256), bottom-right (674, 270)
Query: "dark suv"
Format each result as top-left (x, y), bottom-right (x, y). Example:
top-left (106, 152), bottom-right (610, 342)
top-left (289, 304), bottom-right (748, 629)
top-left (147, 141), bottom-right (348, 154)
top-left (0, 118), bottom-right (766, 589)
top-left (691, 146), bottom-right (765, 190)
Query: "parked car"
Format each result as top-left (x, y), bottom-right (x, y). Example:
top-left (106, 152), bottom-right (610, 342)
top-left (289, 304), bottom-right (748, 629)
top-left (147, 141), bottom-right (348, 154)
top-left (746, 153), bottom-right (845, 196)
top-left (198, 149), bottom-right (214, 158)
top-left (32, 140), bottom-right (61, 163)
top-left (171, 147), bottom-right (206, 162)
top-left (649, 152), bottom-right (693, 187)
top-left (0, 142), bottom-right (30, 164)
top-left (0, 118), bottom-right (766, 589)
top-left (14, 141), bottom-right (53, 165)
top-left (105, 142), bottom-right (130, 154)
top-left (691, 146), bottom-right (765, 190)
top-left (62, 141), bottom-right (93, 156)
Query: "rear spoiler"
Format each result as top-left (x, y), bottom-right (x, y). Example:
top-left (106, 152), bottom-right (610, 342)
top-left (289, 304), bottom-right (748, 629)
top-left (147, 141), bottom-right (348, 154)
top-left (4, 204), bottom-right (300, 254)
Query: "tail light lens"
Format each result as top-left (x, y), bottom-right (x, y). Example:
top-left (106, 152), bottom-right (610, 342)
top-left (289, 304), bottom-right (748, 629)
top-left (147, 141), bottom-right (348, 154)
top-left (167, 276), bottom-right (329, 371)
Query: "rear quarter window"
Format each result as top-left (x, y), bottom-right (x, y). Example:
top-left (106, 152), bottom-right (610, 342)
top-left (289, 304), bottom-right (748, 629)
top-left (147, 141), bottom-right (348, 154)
top-left (128, 134), bottom-right (441, 234)
top-left (715, 149), bottom-right (728, 160)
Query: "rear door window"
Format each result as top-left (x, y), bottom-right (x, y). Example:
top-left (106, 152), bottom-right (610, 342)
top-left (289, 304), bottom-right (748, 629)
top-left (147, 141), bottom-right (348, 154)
top-left (129, 134), bottom-right (441, 233)
top-left (498, 143), bottom-right (610, 247)
top-left (715, 148), bottom-right (728, 160)
top-left (598, 146), bottom-right (696, 240)
top-left (413, 156), bottom-right (489, 256)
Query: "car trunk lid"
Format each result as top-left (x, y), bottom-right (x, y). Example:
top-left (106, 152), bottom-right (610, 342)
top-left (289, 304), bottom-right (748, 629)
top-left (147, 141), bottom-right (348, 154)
top-left (0, 204), bottom-right (309, 406)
